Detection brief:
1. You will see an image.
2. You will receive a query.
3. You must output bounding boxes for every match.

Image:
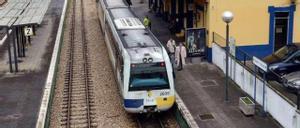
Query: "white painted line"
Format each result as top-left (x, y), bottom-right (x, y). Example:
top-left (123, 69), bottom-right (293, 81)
top-left (35, 0), bottom-right (68, 127)
top-left (0, 29), bottom-right (12, 45)
top-left (175, 91), bottom-right (199, 128)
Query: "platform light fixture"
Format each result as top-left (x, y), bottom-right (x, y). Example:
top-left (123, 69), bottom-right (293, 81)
top-left (222, 11), bottom-right (234, 101)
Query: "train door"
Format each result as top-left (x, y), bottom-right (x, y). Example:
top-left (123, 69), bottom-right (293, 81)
top-left (274, 12), bottom-right (289, 51)
top-left (105, 22), bottom-right (117, 69)
top-left (116, 54), bottom-right (124, 92)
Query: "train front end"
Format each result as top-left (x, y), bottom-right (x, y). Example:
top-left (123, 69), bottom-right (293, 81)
top-left (123, 50), bottom-right (175, 113)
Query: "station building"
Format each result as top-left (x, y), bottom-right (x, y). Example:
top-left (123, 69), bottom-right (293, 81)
top-left (150, 0), bottom-right (300, 61)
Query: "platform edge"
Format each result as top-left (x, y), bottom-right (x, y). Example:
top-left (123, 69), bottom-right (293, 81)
top-left (35, 0), bottom-right (68, 127)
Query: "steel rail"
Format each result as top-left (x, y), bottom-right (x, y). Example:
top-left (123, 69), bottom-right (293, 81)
top-left (63, 0), bottom-right (93, 127)
top-left (80, 0), bottom-right (92, 127)
top-left (136, 114), bottom-right (165, 128)
top-left (66, 0), bottom-right (76, 127)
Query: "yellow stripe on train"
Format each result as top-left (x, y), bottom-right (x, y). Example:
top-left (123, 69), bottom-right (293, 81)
top-left (156, 96), bottom-right (175, 108)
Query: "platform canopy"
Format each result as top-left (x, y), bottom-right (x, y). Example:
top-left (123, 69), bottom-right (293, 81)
top-left (0, 0), bottom-right (50, 27)
top-left (14, 0), bottom-right (51, 26)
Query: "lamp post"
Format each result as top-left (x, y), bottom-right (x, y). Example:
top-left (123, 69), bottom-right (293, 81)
top-left (222, 11), bottom-right (234, 101)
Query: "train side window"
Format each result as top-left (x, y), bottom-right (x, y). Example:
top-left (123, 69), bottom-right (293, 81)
top-left (106, 23), bottom-right (118, 60)
top-left (118, 55), bottom-right (124, 81)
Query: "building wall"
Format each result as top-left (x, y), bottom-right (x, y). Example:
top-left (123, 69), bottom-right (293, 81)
top-left (206, 0), bottom-right (300, 59)
top-left (294, 4), bottom-right (300, 42)
top-left (208, 0), bottom-right (298, 46)
top-left (157, 0), bottom-right (300, 60)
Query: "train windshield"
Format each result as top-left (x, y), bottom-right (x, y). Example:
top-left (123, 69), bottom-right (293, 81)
top-left (129, 63), bottom-right (169, 91)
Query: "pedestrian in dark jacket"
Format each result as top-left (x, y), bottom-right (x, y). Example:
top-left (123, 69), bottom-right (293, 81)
top-left (126, 0), bottom-right (132, 7)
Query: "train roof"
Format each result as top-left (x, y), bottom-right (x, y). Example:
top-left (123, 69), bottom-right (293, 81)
top-left (107, 7), bottom-right (164, 63)
top-left (127, 47), bottom-right (164, 63)
top-left (109, 8), bottom-right (135, 19)
top-left (103, 0), bottom-right (127, 8)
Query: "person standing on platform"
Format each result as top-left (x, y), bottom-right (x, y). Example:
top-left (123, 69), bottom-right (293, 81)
top-left (167, 37), bottom-right (176, 66)
top-left (167, 37), bottom-right (176, 54)
top-left (143, 16), bottom-right (152, 30)
top-left (175, 42), bottom-right (187, 71)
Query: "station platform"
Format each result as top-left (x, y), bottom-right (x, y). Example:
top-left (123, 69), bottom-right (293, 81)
top-left (0, 17), bottom-right (54, 73)
top-left (0, 0), bottom-right (64, 127)
top-left (131, 1), bottom-right (281, 128)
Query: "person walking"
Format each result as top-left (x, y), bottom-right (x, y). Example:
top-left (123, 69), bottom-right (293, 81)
top-left (167, 37), bottom-right (176, 54)
top-left (175, 42), bottom-right (187, 71)
top-left (126, 0), bottom-right (132, 7)
top-left (143, 16), bottom-right (152, 30)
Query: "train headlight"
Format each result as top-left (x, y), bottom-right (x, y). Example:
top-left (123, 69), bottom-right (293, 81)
top-left (142, 58), bottom-right (148, 63)
top-left (143, 53), bottom-right (153, 63)
top-left (148, 58), bottom-right (153, 63)
top-left (142, 57), bottom-right (153, 63)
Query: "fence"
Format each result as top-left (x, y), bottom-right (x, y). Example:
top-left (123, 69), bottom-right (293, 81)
top-left (212, 32), bottom-right (300, 128)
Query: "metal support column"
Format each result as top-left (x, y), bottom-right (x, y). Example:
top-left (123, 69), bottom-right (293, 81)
top-left (187, 0), bottom-right (194, 28)
top-left (7, 27), bottom-right (13, 73)
top-left (28, 36), bottom-right (31, 45)
top-left (12, 27), bottom-right (18, 72)
top-left (178, 0), bottom-right (184, 32)
top-left (33, 25), bottom-right (36, 36)
top-left (225, 23), bottom-right (229, 101)
top-left (18, 27), bottom-right (24, 57)
top-left (16, 27), bottom-right (20, 57)
top-left (262, 73), bottom-right (266, 116)
top-left (254, 66), bottom-right (257, 104)
top-left (149, 0), bottom-right (152, 9)
top-left (21, 26), bottom-right (25, 57)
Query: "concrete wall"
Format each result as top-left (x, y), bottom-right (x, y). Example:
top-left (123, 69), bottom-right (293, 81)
top-left (212, 43), bottom-right (300, 128)
top-left (294, 4), bottom-right (300, 42)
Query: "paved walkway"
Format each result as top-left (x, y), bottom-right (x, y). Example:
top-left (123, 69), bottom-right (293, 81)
top-left (132, 1), bottom-right (281, 127)
top-left (176, 63), bottom-right (280, 128)
top-left (0, 18), bottom-right (55, 73)
top-left (132, 1), bottom-right (184, 45)
top-left (0, 0), bottom-right (64, 127)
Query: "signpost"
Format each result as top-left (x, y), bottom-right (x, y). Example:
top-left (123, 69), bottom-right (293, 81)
top-left (24, 26), bottom-right (34, 36)
top-left (252, 56), bottom-right (268, 116)
top-left (229, 37), bottom-right (236, 81)
top-left (253, 56), bottom-right (268, 72)
top-left (229, 36), bottom-right (236, 57)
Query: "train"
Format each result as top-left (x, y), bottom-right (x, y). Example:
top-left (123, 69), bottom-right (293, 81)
top-left (97, 0), bottom-right (175, 113)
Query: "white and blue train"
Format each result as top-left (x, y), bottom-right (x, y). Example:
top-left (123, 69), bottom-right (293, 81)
top-left (97, 0), bottom-right (175, 113)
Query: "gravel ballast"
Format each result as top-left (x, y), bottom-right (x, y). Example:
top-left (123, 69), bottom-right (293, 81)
top-left (50, 0), bottom-right (179, 127)
top-left (50, 0), bottom-right (136, 127)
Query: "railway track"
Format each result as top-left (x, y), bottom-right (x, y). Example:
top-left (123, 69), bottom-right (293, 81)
top-left (61, 0), bottom-right (96, 127)
top-left (136, 114), bottom-right (165, 128)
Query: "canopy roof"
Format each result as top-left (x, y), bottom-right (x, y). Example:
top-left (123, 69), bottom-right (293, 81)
top-left (0, 0), bottom-right (50, 27)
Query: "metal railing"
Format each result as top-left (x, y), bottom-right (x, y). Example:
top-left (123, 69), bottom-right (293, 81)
top-left (212, 32), bottom-right (296, 106)
top-left (213, 32), bottom-right (257, 73)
